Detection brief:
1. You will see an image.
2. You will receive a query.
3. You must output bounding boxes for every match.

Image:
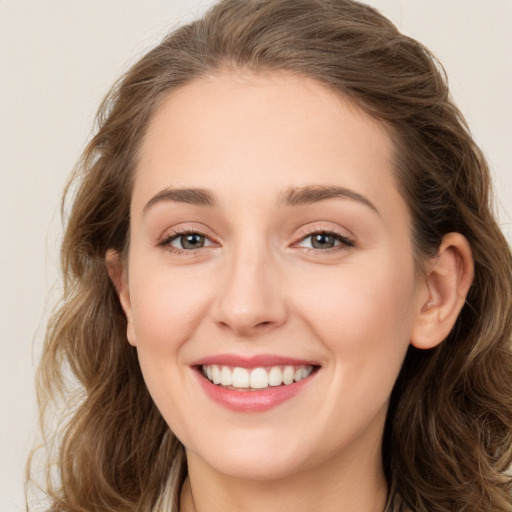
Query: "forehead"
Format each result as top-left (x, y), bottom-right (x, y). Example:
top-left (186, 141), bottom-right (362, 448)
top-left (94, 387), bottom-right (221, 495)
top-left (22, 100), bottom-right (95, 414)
top-left (134, 70), bottom-right (400, 214)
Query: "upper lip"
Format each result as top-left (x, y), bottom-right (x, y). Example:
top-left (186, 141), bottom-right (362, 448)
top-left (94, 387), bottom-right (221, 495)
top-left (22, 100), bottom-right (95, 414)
top-left (191, 354), bottom-right (320, 368)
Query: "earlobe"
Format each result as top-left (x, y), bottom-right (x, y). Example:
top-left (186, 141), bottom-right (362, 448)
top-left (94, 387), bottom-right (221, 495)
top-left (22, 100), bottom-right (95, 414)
top-left (105, 249), bottom-right (137, 347)
top-left (411, 233), bottom-right (474, 350)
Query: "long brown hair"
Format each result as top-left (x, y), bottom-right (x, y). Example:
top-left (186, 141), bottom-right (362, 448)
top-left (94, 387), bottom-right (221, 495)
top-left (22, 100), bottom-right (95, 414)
top-left (28, 1), bottom-right (512, 510)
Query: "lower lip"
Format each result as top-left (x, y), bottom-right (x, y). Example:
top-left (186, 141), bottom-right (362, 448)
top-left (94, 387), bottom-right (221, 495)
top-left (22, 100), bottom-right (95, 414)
top-left (195, 369), bottom-right (317, 412)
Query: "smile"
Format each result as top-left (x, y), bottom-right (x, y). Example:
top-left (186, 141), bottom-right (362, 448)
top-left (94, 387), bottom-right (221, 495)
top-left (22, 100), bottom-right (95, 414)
top-left (201, 364), bottom-right (314, 390)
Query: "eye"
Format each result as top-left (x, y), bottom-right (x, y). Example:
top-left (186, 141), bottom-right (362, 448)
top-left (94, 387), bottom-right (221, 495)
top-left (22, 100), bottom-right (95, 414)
top-left (172, 233), bottom-right (208, 250)
top-left (159, 231), bottom-right (215, 252)
top-left (297, 231), bottom-right (354, 250)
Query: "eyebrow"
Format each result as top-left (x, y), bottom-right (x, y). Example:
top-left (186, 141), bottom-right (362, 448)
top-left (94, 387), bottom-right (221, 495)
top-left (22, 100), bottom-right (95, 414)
top-left (279, 185), bottom-right (380, 215)
top-left (143, 184), bottom-right (379, 215)
top-left (143, 187), bottom-right (216, 212)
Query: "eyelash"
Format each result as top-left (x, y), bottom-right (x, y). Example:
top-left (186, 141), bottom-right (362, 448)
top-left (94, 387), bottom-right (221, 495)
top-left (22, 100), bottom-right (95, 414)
top-left (158, 229), bottom-right (216, 256)
top-left (293, 229), bottom-right (355, 253)
top-left (158, 228), bottom-right (355, 255)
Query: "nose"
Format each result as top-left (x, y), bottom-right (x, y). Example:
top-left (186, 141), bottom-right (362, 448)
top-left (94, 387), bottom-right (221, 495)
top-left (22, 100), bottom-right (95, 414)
top-left (211, 246), bottom-right (288, 337)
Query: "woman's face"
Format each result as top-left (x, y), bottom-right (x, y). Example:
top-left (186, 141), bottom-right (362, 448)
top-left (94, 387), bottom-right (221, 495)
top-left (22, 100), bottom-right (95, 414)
top-left (119, 71), bottom-right (429, 480)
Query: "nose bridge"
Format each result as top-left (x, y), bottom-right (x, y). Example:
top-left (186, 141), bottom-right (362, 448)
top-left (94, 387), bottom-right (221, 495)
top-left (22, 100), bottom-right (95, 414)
top-left (213, 235), bottom-right (286, 336)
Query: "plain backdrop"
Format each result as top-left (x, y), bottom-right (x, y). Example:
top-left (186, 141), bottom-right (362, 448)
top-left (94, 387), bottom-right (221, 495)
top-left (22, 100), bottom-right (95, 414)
top-left (1, 0), bottom-right (511, 510)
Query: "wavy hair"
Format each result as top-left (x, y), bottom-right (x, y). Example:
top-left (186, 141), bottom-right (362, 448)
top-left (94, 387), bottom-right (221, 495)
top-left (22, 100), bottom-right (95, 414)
top-left (28, 1), bottom-right (512, 511)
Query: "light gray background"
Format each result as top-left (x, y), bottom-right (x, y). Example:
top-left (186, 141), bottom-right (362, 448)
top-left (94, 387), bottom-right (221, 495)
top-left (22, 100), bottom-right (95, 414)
top-left (1, 1), bottom-right (511, 510)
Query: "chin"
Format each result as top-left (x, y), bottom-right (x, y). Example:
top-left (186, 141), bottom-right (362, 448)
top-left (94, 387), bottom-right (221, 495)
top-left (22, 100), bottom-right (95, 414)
top-left (183, 428), bottom-right (325, 482)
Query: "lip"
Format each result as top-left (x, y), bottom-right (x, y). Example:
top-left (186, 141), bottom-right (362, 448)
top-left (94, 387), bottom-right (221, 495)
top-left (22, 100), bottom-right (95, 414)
top-left (191, 353), bottom-right (319, 368)
top-left (191, 354), bottom-right (320, 413)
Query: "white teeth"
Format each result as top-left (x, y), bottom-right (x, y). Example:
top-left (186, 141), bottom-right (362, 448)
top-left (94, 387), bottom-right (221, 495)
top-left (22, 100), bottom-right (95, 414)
top-left (201, 364), bottom-right (314, 390)
top-left (212, 365), bottom-right (221, 384)
top-left (282, 365), bottom-right (294, 385)
top-left (250, 368), bottom-right (269, 389)
top-left (220, 366), bottom-right (232, 386)
top-left (268, 366), bottom-right (282, 386)
top-left (232, 367), bottom-right (249, 388)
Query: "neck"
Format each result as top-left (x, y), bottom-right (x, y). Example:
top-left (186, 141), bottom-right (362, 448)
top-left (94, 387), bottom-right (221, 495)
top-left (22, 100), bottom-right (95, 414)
top-left (179, 441), bottom-right (387, 512)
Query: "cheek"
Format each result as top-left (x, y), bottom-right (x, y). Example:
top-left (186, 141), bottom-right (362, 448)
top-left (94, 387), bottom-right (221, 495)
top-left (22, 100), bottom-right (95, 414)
top-left (128, 265), bottom-right (213, 352)
top-left (126, 267), bottom-right (215, 428)
top-left (293, 258), bottom-right (417, 442)
top-left (296, 256), bottom-right (417, 370)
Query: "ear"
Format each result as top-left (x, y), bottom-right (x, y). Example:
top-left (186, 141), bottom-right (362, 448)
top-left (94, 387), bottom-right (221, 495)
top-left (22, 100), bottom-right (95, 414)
top-left (411, 232), bottom-right (474, 350)
top-left (106, 249), bottom-right (137, 346)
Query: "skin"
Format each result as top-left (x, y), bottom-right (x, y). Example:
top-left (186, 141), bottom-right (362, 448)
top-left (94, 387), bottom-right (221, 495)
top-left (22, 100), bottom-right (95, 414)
top-left (108, 71), bottom-right (474, 512)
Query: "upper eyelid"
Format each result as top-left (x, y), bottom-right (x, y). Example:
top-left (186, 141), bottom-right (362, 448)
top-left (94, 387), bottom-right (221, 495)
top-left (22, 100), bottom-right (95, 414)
top-left (158, 223), bottom-right (217, 242)
top-left (156, 223), bottom-right (356, 247)
top-left (159, 232), bottom-right (216, 249)
top-left (292, 224), bottom-right (356, 244)
top-left (293, 232), bottom-right (355, 249)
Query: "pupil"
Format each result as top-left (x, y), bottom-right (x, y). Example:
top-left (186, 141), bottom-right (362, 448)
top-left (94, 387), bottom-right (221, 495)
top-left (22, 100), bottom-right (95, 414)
top-left (182, 234), bottom-right (204, 249)
top-left (312, 233), bottom-right (334, 249)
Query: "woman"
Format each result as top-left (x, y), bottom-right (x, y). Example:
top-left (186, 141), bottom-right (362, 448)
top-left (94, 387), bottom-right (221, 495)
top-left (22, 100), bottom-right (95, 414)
top-left (29, 0), bottom-right (512, 511)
